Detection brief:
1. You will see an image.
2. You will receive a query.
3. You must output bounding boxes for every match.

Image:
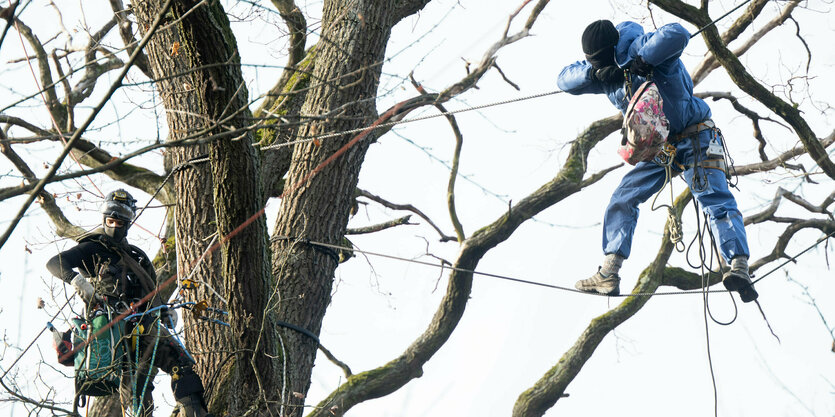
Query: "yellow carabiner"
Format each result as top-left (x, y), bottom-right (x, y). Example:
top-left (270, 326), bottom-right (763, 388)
top-left (662, 143), bottom-right (677, 158)
top-left (131, 324), bottom-right (145, 351)
top-left (181, 279), bottom-right (198, 290)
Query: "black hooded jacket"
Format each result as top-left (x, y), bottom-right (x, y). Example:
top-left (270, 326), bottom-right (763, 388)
top-left (46, 228), bottom-right (156, 301)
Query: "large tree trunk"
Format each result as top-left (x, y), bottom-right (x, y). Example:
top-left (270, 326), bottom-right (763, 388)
top-left (269, 1), bottom-right (398, 415)
top-left (88, 395), bottom-right (123, 417)
top-left (132, 1), bottom-right (274, 414)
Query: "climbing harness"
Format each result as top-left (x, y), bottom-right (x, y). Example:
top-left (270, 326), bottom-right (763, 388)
top-left (682, 121), bottom-right (731, 192)
top-left (46, 299), bottom-right (222, 415)
top-left (649, 118), bottom-right (736, 254)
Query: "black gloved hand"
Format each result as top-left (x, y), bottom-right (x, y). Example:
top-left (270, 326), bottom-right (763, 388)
top-left (594, 65), bottom-right (625, 84)
top-left (629, 55), bottom-right (653, 77)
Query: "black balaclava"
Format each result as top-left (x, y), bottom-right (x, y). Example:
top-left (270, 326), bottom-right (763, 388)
top-left (581, 19), bottom-right (619, 69)
top-left (101, 189), bottom-right (137, 243)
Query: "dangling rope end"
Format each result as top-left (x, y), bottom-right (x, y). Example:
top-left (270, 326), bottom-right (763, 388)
top-left (754, 299), bottom-right (780, 344)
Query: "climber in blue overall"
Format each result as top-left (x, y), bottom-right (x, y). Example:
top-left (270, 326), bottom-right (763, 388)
top-left (558, 20), bottom-right (758, 302)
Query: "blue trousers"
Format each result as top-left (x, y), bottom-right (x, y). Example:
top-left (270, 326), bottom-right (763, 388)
top-left (602, 129), bottom-right (749, 262)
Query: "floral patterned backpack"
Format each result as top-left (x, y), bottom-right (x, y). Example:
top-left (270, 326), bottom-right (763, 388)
top-left (618, 81), bottom-right (670, 165)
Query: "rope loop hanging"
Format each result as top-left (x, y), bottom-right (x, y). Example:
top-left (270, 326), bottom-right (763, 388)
top-left (651, 143), bottom-right (685, 252)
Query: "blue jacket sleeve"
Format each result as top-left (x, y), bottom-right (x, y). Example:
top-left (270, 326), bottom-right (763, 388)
top-left (557, 60), bottom-right (605, 95)
top-left (637, 23), bottom-right (690, 67)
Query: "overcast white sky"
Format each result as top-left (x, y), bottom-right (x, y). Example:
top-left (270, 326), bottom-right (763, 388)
top-left (1, 0), bottom-right (833, 416)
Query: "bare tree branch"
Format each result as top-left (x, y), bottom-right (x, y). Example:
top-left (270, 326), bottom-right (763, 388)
top-left (318, 344), bottom-right (353, 378)
top-left (393, 0), bottom-right (433, 23)
top-left (660, 265), bottom-right (722, 290)
top-left (651, 0), bottom-right (835, 180)
top-left (345, 215), bottom-right (413, 235)
top-left (0, 372), bottom-right (74, 416)
top-left (749, 219), bottom-right (835, 272)
top-left (716, 0), bottom-right (769, 44)
top-left (109, 0), bottom-right (153, 78)
top-left (745, 187), bottom-right (835, 226)
top-left (12, 17), bottom-right (63, 125)
top-left (435, 0), bottom-right (550, 103)
top-left (785, 274), bottom-right (835, 351)
top-left (788, 16), bottom-right (812, 74)
top-left (311, 109), bottom-right (620, 417)
top-left (697, 90), bottom-right (791, 162)
top-left (357, 188), bottom-right (457, 242)
top-left (733, 129), bottom-right (835, 176)
top-left (0, 115), bottom-right (171, 203)
top-left (68, 140), bottom-right (172, 204)
top-left (512, 190), bottom-right (692, 416)
top-left (0, 113), bottom-right (268, 202)
top-left (0, 0), bottom-right (175, 250)
top-left (410, 74), bottom-right (466, 242)
top-left (0, 114), bottom-right (51, 136)
top-left (50, 51), bottom-right (74, 132)
top-left (69, 17), bottom-right (124, 106)
top-left (255, 0), bottom-right (308, 119)
top-left (0, 1), bottom-right (22, 54)
top-left (0, 132), bottom-right (85, 238)
top-left (691, 0), bottom-right (800, 85)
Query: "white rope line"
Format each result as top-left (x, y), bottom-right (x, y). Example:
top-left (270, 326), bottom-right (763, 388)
top-left (159, 90), bottom-right (563, 167)
top-left (258, 90), bottom-right (563, 151)
top-left (312, 231), bottom-right (835, 297)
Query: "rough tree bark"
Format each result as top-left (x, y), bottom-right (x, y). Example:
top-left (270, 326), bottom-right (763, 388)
top-left (131, 0), bottom-right (261, 414)
top-left (268, 2), bottom-right (404, 414)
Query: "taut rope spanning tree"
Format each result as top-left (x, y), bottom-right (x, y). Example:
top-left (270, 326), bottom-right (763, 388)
top-left (8, 221), bottom-right (829, 414)
top-left (271, 230), bottom-right (834, 299)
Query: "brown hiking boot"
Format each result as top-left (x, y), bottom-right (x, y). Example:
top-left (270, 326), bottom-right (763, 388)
top-left (575, 268), bottom-right (620, 296)
top-left (722, 269), bottom-right (758, 303)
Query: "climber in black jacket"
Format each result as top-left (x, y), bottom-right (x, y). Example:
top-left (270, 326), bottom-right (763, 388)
top-left (47, 189), bottom-right (213, 417)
